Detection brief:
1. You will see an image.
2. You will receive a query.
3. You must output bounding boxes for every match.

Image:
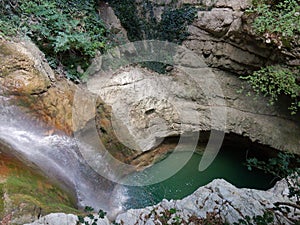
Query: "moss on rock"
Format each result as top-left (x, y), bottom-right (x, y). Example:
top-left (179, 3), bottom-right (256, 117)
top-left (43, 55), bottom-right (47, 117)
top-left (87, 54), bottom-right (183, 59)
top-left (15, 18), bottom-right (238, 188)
top-left (0, 153), bottom-right (79, 225)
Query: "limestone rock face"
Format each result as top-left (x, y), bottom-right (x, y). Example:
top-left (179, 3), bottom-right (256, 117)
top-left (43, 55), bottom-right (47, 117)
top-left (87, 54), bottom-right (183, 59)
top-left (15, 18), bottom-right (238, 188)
top-left (132, 0), bottom-right (299, 74)
top-left (0, 39), bottom-right (101, 134)
top-left (0, 40), bottom-right (52, 95)
top-left (185, 4), bottom-right (278, 74)
top-left (90, 66), bottom-right (300, 155)
top-left (98, 1), bottom-right (129, 44)
top-left (115, 179), bottom-right (297, 225)
top-left (24, 178), bottom-right (299, 225)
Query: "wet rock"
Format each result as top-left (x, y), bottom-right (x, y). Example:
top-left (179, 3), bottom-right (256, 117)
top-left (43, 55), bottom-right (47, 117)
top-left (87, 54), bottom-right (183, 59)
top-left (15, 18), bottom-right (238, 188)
top-left (27, 80), bottom-right (77, 134)
top-left (0, 39), bottom-right (100, 135)
top-left (0, 152), bottom-right (76, 225)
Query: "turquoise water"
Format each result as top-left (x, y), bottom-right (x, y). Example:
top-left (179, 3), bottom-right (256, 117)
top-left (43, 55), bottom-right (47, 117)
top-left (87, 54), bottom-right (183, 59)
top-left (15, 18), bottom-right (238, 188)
top-left (122, 148), bottom-right (276, 209)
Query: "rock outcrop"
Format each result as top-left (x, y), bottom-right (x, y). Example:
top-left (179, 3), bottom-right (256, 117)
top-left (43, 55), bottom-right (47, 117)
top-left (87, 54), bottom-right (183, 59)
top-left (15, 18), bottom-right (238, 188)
top-left (98, 1), bottom-right (129, 44)
top-left (131, 0), bottom-right (299, 74)
top-left (88, 66), bottom-right (300, 157)
top-left (0, 39), bottom-right (53, 95)
top-left (115, 179), bottom-right (298, 224)
top-left (24, 213), bottom-right (111, 225)
top-left (0, 39), bottom-right (105, 135)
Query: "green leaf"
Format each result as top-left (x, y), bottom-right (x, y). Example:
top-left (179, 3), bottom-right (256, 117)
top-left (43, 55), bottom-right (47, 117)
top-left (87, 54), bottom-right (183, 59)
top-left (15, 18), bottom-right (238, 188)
top-left (84, 206), bottom-right (94, 212)
top-left (77, 216), bottom-right (84, 223)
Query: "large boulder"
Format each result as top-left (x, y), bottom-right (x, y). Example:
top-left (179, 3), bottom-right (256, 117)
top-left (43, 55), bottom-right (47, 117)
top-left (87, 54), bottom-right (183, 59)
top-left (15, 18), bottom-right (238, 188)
top-left (23, 178), bottom-right (299, 225)
top-left (24, 213), bottom-right (111, 225)
top-left (0, 39), bottom-right (99, 135)
top-left (0, 39), bottom-right (53, 95)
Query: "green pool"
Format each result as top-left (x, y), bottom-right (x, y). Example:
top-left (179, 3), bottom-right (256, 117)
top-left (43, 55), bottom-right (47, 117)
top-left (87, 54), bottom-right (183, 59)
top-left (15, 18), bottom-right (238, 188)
top-left (122, 148), bottom-right (276, 209)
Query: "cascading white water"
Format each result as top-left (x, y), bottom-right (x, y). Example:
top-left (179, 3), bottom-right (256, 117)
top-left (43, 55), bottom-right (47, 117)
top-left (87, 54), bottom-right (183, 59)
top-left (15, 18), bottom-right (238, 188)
top-left (0, 95), bottom-right (125, 216)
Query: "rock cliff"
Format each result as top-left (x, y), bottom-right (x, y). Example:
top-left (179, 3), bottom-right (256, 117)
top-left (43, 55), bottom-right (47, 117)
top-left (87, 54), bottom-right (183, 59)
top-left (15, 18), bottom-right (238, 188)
top-left (90, 66), bottom-right (300, 157)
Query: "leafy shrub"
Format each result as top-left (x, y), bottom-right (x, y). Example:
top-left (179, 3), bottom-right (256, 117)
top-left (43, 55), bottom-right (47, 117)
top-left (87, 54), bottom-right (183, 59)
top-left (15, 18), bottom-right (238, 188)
top-left (0, 0), bottom-right (110, 81)
top-left (247, 152), bottom-right (300, 201)
top-left (107, 0), bottom-right (197, 73)
top-left (247, 0), bottom-right (300, 47)
top-left (233, 211), bottom-right (275, 225)
top-left (247, 152), bottom-right (300, 224)
top-left (157, 6), bottom-right (197, 43)
top-left (241, 65), bottom-right (300, 114)
top-left (107, 0), bottom-right (143, 41)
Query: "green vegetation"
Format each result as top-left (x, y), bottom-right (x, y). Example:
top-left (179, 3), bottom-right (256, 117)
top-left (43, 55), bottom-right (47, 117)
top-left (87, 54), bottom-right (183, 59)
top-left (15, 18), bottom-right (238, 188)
top-left (247, 0), bottom-right (300, 47)
top-left (108, 0), bottom-right (197, 73)
top-left (107, 0), bottom-right (142, 41)
top-left (0, 0), bottom-right (110, 81)
top-left (241, 65), bottom-right (300, 114)
top-left (247, 152), bottom-right (300, 203)
top-left (0, 155), bottom-right (78, 220)
top-left (157, 6), bottom-right (197, 43)
top-left (76, 206), bottom-right (107, 225)
top-left (109, 0), bottom-right (197, 42)
top-left (243, 0), bottom-right (300, 114)
top-left (4, 172), bottom-right (78, 215)
top-left (234, 211), bottom-right (275, 225)
top-left (246, 152), bottom-right (300, 224)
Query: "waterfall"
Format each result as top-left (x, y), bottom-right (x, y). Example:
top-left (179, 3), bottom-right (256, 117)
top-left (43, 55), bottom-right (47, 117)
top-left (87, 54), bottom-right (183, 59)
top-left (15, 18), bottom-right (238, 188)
top-left (0, 95), bottom-right (124, 216)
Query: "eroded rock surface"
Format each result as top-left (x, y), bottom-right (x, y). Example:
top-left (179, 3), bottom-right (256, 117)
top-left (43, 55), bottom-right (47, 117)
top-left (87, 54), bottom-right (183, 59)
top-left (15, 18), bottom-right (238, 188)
top-left (115, 179), bottom-right (298, 224)
top-left (89, 66), bottom-right (300, 155)
top-left (0, 39), bottom-right (104, 135)
top-left (132, 0), bottom-right (299, 74)
top-left (0, 39), bottom-right (52, 95)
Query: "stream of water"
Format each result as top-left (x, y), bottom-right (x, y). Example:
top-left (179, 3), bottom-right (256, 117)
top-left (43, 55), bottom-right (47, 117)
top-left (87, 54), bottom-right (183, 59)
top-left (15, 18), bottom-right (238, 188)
top-left (0, 95), bottom-right (122, 215)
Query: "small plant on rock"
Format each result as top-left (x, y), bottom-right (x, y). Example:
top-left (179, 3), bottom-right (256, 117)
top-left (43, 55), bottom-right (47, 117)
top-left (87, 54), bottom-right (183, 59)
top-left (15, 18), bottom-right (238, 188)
top-left (247, 0), bottom-right (300, 48)
top-left (246, 152), bottom-right (300, 224)
top-left (241, 65), bottom-right (300, 114)
top-left (77, 206), bottom-right (107, 225)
